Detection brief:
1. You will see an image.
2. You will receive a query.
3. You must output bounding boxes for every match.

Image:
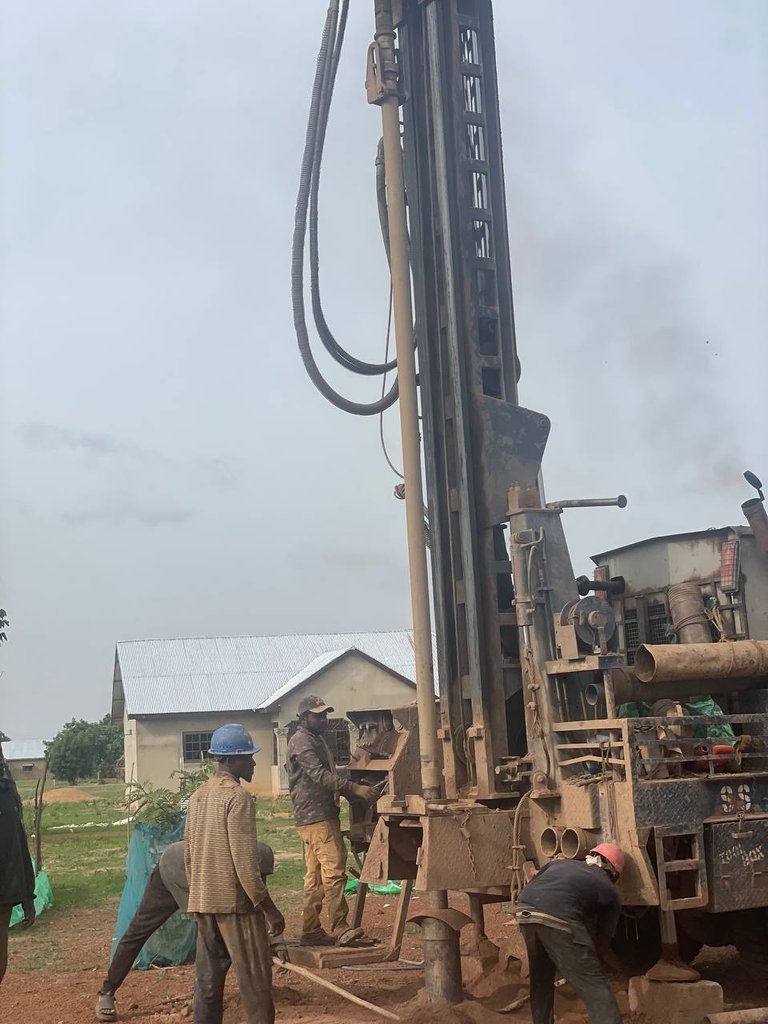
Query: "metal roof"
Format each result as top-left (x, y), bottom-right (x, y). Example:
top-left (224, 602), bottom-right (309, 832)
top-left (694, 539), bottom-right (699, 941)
top-left (115, 631), bottom-right (420, 717)
top-left (590, 526), bottom-right (750, 563)
top-left (1, 739), bottom-right (47, 761)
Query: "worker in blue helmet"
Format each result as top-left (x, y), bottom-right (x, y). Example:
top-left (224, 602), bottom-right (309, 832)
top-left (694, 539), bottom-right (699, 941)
top-left (185, 724), bottom-right (284, 1024)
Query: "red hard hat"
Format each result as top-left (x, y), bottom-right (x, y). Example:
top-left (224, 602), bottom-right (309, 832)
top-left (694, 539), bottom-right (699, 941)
top-left (590, 843), bottom-right (625, 875)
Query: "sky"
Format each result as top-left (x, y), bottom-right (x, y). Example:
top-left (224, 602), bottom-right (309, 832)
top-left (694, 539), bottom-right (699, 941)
top-left (1, 1), bottom-right (766, 741)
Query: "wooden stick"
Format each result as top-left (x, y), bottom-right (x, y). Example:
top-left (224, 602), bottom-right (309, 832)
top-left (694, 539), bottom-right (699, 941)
top-left (272, 956), bottom-right (401, 1022)
top-left (33, 759), bottom-right (49, 875)
top-left (500, 977), bottom-right (566, 1013)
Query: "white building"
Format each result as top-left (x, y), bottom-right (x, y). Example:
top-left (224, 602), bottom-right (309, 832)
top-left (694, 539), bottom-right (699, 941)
top-left (1, 739), bottom-right (47, 782)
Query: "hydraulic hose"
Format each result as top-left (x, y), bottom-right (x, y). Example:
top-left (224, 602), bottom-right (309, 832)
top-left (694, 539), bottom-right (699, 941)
top-left (292, 0), bottom-right (400, 414)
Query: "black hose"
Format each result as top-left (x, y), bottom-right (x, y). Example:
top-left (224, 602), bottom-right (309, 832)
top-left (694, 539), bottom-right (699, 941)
top-left (309, 1), bottom-right (396, 375)
top-left (292, 1), bottom-right (399, 415)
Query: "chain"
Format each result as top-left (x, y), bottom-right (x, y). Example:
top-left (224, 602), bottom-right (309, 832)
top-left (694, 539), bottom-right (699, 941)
top-left (458, 809), bottom-right (478, 881)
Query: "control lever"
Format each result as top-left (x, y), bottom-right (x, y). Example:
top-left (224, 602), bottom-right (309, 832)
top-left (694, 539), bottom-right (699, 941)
top-left (576, 575), bottom-right (626, 598)
top-left (546, 495), bottom-right (627, 510)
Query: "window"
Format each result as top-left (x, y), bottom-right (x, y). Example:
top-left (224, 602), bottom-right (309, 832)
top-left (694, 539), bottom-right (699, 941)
top-left (21, 764), bottom-right (34, 773)
top-left (183, 731), bottom-right (213, 762)
top-left (286, 718), bottom-right (351, 766)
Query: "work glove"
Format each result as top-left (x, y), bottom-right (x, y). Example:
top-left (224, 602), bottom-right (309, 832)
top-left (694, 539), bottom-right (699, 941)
top-left (351, 784), bottom-right (380, 805)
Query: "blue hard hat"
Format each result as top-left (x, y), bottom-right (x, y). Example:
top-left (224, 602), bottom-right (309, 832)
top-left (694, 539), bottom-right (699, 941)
top-left (208, 723), bottom-right (261, 757)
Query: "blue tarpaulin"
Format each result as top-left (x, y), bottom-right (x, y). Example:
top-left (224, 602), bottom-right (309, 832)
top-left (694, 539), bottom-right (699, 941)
top-left (110, 820), bottom-right (196, 970)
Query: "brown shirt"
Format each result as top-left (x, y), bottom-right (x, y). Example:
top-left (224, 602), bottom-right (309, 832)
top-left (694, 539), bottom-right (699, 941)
top-left (286, 725), bottom-right (356, 827)
top-left (185, 771), bottom-right (268, 914)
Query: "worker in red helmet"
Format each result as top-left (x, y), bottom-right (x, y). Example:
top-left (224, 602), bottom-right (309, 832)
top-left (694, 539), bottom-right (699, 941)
top-left (514, 842), bottom-right (625, 1024)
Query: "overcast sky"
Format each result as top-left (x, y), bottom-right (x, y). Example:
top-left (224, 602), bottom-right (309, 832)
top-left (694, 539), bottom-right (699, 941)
top-left (1, 2), bottom-right (766, 741)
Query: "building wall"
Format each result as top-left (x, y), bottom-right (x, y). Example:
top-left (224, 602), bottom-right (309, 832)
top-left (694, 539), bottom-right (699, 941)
top-left (130, 713), bottom-right (274, 794)
top-left (126, 653), bottom-right (416, 797)
top-left (7, 758), bottom-right (46, 782)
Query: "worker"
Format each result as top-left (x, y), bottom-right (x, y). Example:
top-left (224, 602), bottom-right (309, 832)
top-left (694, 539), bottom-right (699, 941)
top-left (95, 840), bottom-right (276, 1022)
top-left (185, 724), bottom-right (284, 1024)
top-left (515, 843), bottom-right (624, 1024)
top-left (286, 695), bottom-right (379, 947)
top-left (0, 744), bottom-right (36, 987)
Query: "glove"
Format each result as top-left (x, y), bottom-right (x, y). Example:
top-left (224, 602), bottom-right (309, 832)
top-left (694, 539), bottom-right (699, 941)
top-left (352, 784), bottom-right (380, 805)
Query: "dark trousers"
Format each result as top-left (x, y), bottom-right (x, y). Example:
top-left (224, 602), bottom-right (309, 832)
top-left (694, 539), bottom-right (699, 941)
top-left (100, 866), bottom-right (179, 995)
top-left (0, 904), bottom-right (12, 986)
top-left (193, 912), bottom-right (274, 1024)
top-left (521, 922), bottom-right (622, 1024)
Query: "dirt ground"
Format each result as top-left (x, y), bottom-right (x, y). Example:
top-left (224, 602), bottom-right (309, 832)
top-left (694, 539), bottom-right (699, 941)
top-left (1, 901), bottom-right (763, 1024)
top-left (23, 786), bottom-right (98, 805)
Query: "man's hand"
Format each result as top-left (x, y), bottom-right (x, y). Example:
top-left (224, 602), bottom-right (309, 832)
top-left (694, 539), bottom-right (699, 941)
top-left (265, 906), bottom-right (285, 937)
top-left (262, 896), bottom-right (285, 937)
top-left (352, 784), bottom-right (380, 805)
top-left (20, 900), bottom-right (36, 930)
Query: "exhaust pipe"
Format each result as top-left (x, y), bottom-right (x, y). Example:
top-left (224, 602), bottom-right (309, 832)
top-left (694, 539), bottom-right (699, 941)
top-left (743, 497), bottom-right (768, 562)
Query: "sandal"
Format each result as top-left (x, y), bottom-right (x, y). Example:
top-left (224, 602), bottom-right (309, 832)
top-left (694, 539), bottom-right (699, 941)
top-left (335, 927), bottom-right (366, 947)
top-left (95, 992), bottom-right (117, 1021)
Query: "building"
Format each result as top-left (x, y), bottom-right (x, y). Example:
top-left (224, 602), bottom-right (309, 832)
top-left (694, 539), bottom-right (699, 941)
top-left (111, 631), bottom-right (421, 796)
top-left (1, 739), bottom-right (47, 782)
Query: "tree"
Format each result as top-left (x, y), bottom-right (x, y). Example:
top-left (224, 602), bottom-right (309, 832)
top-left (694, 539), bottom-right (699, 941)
top-left (0, 731), bottom-right (10, 744)
top-left (46, 715), bottom-right (123, 785)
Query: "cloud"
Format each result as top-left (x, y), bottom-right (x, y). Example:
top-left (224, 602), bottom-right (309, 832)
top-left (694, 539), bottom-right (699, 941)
top-left (61, 490), bottom-right (192, 527)
top-left (18, 423), bottom-right (150, 459)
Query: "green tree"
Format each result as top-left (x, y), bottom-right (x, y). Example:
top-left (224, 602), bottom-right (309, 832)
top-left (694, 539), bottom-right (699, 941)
top-left (0, 731), bottom-right (10, 744)
top-left (0, 608), bottom-right (8, 644)
top-left (46, 715), bottom-right (123, 785)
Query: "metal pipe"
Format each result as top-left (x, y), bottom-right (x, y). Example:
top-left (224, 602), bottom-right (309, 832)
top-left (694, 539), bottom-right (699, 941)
top-left (546, 495), bottom-right (627, 510)
top-left (743, 497), bottom-right (768, 562)
top-left (668, 581), bottom-right (711, 645)
top-left (422, 917), bottom-right (463, 1005)
top-left (613, 667), bottom-right (767, 704)
top-left (706, 1011), bottom-right (768, 1024)
top-left (635, 641), bottom-right (768, 684)
top-left (374, 0), bottom-right (441, 800)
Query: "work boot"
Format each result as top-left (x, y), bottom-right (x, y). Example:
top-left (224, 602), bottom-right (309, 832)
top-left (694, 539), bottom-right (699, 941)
top-left (299, 929), bottom-right (335, 947)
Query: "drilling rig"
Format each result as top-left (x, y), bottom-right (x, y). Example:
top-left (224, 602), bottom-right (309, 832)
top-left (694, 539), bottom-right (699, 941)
top-left (293, 0), bottom-right (768, 1003)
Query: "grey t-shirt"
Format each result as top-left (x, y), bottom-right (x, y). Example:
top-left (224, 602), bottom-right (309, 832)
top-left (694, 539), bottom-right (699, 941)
top-left (157, 840), bottom-right (274, 914)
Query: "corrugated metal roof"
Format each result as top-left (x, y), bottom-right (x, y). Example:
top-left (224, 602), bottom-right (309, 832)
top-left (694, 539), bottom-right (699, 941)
top-left (2, 739), bottom-right (47, 761)
top-left (116, 631), bottom-right (420, 717)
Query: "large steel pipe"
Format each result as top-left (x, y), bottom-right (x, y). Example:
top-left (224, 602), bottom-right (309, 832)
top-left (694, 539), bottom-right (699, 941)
top-left (635, 641), bottom-right (768, 684)
top-left (612, 667), bottom-right (767, 704)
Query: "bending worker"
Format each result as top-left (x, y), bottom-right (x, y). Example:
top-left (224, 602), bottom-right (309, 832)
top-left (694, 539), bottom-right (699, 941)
top-left (95, 840), bottom-right (276, 1021)
top-left (286, 695), bottom-right (379, 947)
top-left (186, 724), bottom-right (284, 1024)
top-left (0, 744), bottom-right (36, 986)
top-left (515, 842), bottom-right (625, 1024)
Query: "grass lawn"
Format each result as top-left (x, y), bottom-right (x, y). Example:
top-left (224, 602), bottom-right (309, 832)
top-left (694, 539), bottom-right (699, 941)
top-left (16, 782), bottom-right (307, 923)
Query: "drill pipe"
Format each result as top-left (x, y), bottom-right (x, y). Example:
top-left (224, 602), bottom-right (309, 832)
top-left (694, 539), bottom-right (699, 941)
top-left (612, 666), bottom-right (767, 705)
top-left (634, 641), bottom-right (768, 684)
